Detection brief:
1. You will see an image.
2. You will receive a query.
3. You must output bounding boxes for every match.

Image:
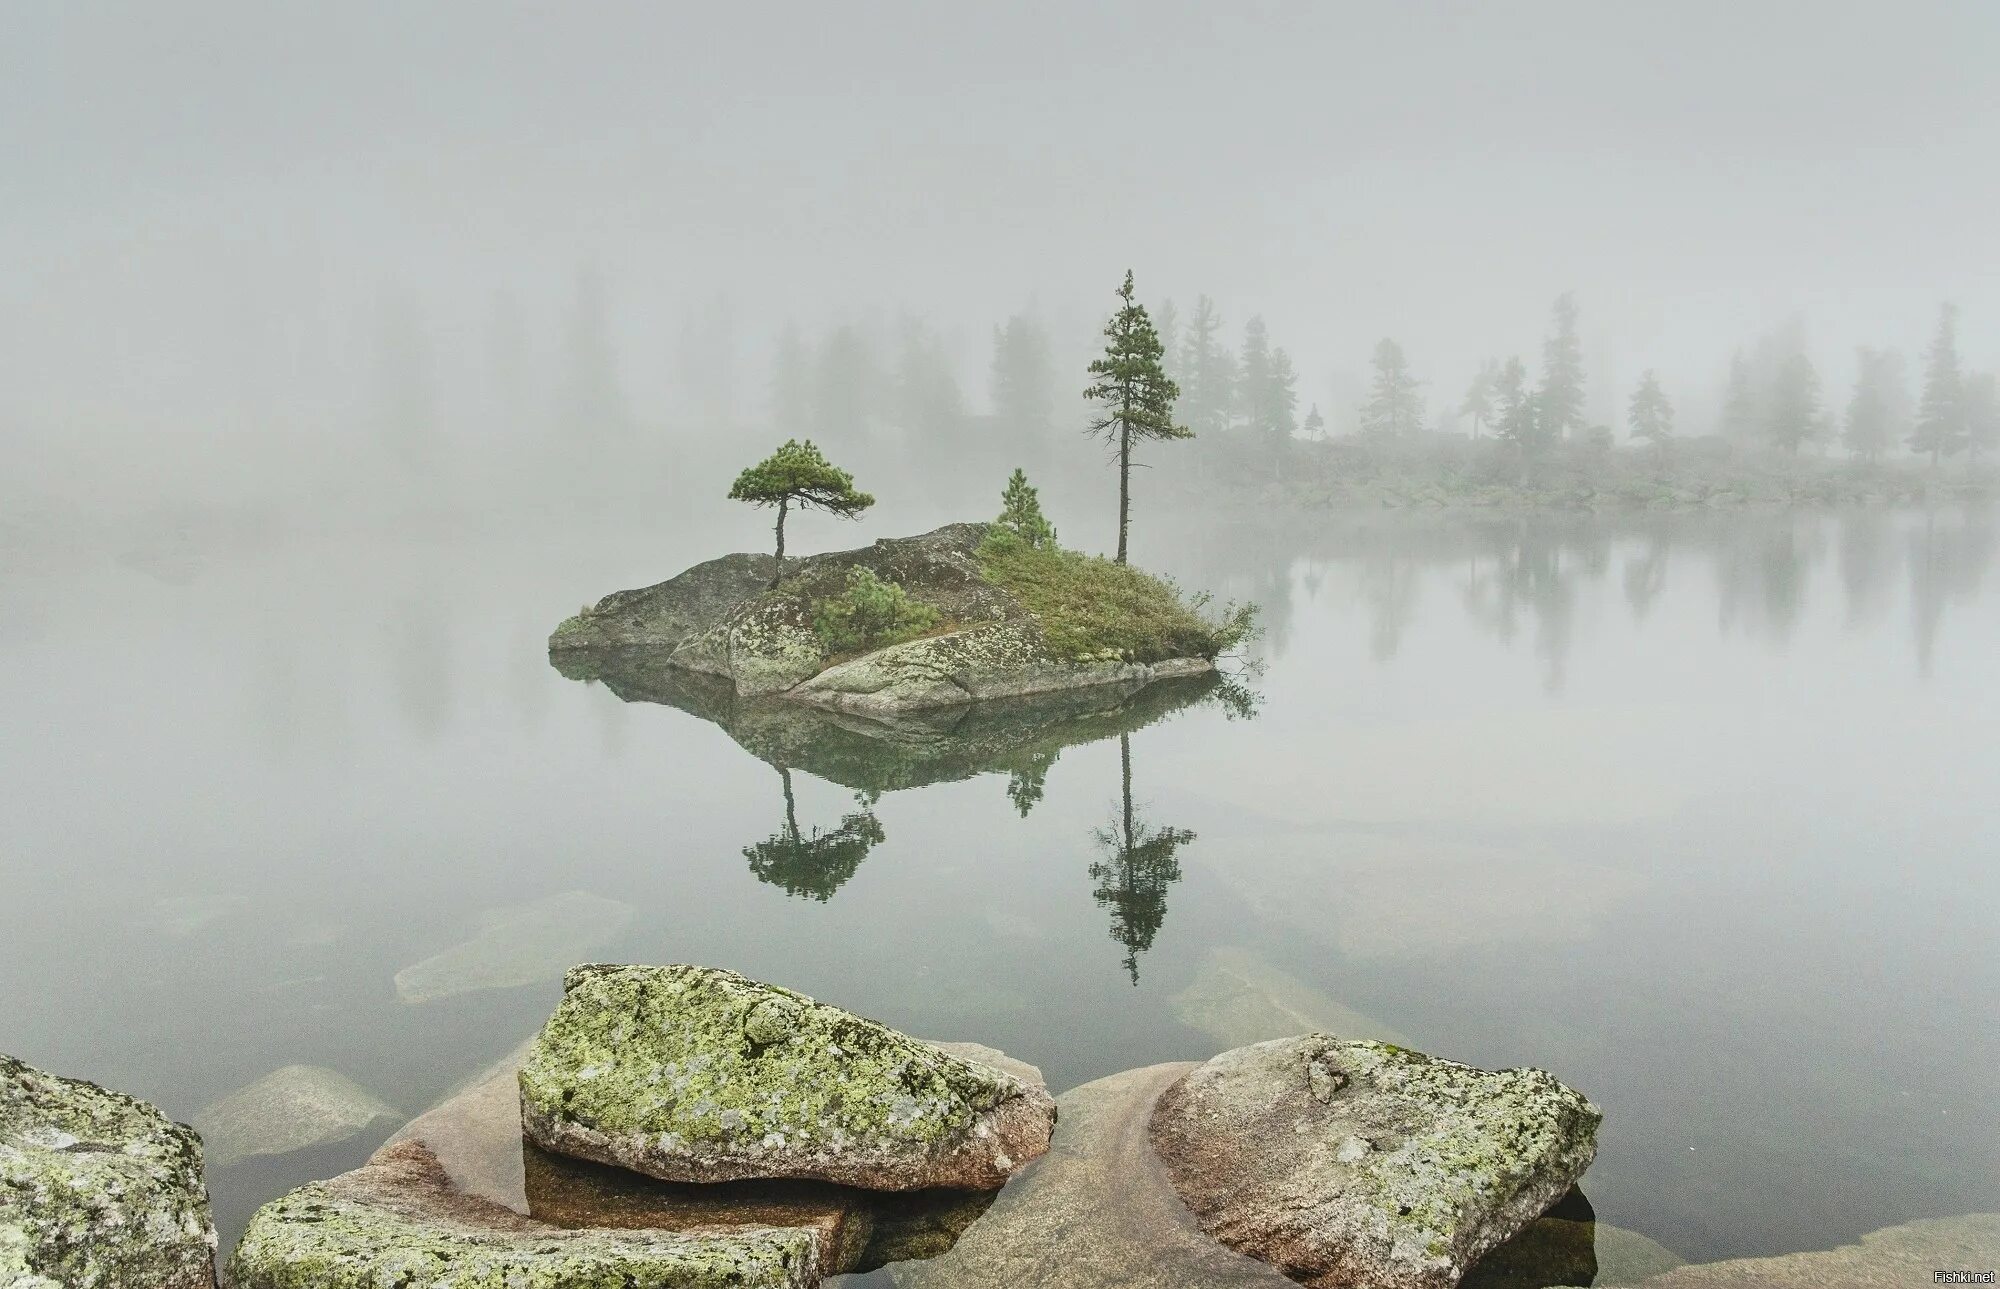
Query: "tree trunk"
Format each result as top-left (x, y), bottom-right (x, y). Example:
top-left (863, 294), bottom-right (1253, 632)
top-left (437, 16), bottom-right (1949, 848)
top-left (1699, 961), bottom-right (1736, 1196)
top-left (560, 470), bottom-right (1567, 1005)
top-left (1116, 424), bottom-right (1131, 564)
top-left (779, 766), bottom-right (799, 843)
top-left (771, 499), bottom-right (789, 586)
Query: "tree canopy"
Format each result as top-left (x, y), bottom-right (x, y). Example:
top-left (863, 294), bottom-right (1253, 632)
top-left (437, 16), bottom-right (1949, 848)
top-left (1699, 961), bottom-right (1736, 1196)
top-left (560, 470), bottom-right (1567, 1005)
top-left (729, 439), bottom-right (874, 575)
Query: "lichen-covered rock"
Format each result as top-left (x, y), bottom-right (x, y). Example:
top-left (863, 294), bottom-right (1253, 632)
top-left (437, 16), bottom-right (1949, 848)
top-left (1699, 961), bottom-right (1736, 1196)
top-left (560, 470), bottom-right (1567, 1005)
top-left (789, 621), bottom-right (1211, 716)
top-left (519, 964), bottom-right (1056, 1191)
top-left (1, 1052), bottom-right (217, 1289)
top-left (193, 1064), bottom-right (397, 1167)
top-left (226, 1139), bottom-right (821, 1289)
top-left (1148, 1036), bottom-right (1601, 1289)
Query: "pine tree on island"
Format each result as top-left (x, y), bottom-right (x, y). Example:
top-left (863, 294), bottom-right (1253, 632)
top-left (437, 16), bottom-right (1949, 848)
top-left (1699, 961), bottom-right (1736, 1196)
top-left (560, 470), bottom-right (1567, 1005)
top-left (728, 439), bottom-right (875, 584)
top-left (1083, 271), bottom-right (1191, 564)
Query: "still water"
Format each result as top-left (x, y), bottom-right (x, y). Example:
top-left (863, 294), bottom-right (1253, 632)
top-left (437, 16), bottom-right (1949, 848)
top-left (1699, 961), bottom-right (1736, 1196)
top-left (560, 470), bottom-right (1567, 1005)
top-left (3, 506), bottom-right (1995, 1270)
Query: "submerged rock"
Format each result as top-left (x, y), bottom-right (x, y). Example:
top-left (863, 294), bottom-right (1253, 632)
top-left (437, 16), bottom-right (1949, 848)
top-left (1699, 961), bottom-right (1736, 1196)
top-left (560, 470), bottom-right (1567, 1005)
top-left (1623, 1212), bottom-right (1999, 1289)
top-left (1171, 946), bottom-right (1413, 1050)
top-left (519, 964), bottom-right (1056, 1191)
top-left (393, 890), bottom-right (637, 1003)
top-left (550, 524), bottom-right (1216, 714)
top-left (889, 1062), bottom-right (1290, 1288)
top-left (1, 1053), bottom-right (217, 1289)
top-left (1148, 1036), bottom-right (1601, 1289)
top-left (192, 1064), bottom-right (398, 1167)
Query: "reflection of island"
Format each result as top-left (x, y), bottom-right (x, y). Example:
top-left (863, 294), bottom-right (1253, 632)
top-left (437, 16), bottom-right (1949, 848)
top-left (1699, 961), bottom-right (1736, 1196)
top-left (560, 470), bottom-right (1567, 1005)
top-left (742, 767), bottom-right (885, 901)
top-left (554, 648), bottom-right (1228, 799)
top-left (1089, 734), bottom-right (1195, 984)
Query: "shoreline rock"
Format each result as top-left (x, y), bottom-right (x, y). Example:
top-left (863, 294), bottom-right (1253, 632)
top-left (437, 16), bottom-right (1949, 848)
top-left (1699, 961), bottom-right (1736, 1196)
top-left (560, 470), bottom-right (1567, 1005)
top-left (2, 1053), bottom-right (218, 1289)
top-left (1149, 1036), bottom-right (1601, 1289)
top-left (519, 964), bottom-right (1056, 1191)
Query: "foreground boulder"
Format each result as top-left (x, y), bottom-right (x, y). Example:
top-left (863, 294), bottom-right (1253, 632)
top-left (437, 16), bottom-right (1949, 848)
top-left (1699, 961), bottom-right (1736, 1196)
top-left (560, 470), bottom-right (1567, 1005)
top-left (1149, 1036), bottom-right (1601, 1289)
top-left (229, 1039), bottom-right (1016, 1288)
top-left (1, 1053), bottom-right (217, 1289)
top-left (520, 964), bottom-right (1056, 1191)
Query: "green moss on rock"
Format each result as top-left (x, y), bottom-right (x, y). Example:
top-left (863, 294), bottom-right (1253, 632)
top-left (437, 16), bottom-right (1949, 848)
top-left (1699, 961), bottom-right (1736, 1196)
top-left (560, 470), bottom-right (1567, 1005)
top-left (520, 965), bottom-right (1055, 1191)
top-left (1, 1053), bottom-right (218, 1289)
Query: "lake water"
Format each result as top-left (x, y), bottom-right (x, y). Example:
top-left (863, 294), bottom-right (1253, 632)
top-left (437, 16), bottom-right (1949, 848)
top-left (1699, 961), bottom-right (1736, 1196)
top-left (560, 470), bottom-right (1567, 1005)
top-left (3, 504), bottom-right (1996, 1274)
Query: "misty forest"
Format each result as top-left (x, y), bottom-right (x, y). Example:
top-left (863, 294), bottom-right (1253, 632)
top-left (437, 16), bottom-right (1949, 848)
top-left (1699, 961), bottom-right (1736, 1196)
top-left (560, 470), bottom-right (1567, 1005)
top-left (3, 6), bottom-right (1996, 1289)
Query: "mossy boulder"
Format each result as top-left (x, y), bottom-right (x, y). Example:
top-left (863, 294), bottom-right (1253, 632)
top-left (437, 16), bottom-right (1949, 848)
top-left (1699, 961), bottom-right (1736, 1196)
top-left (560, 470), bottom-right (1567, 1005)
top-left (1148, 1036), bottom-right (1601, 1289)
top-left (1, 1052), bottom-right (218, 1289)
top-left (519, 965), bottom-right (1055, 1191)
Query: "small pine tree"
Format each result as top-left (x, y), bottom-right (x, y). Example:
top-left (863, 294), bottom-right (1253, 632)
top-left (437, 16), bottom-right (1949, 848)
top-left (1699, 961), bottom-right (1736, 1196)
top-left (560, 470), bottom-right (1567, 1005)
top-left (728, 439), bottom-right (875, 582)
top-left (1627, 370), bottom-right (1674, 450)
top-left (1083, 271), bottom-right (1189, 564)
top-left (1302, 403), bottom-right (1326, 440)
top-left (996, 468), bottom-right (1058, 549)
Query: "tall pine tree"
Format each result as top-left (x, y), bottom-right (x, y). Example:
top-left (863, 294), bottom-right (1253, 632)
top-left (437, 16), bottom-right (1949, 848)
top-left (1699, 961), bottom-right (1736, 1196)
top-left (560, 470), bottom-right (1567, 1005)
top-left (1083, 271), bottom-right (1189, 564)
top-left (1843, 347), bottom-right (1898, 462)
top-left (1766, 352), bottom-right (1822, 453)
top-left (1179, 296), bottom-right (1235, 437)
top-left (1459, 359), bottom-right (1498, 438)
top-left (990, 313), bottom-right (1056, 440)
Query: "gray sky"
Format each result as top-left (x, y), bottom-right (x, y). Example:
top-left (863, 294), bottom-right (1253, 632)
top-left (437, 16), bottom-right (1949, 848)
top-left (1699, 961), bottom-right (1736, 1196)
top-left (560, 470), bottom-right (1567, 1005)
top-left (5, 1), bottom-right (1997, 494)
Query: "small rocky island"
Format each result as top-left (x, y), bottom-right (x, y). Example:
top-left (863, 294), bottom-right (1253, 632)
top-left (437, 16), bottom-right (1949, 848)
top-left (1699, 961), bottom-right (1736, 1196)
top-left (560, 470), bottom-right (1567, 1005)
top-left (549, 521), bottom-right (1252, 718)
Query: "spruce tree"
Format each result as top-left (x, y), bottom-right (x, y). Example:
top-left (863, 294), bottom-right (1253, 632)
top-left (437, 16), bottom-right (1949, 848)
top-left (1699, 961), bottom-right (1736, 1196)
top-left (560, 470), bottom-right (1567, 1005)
top-left (1359, 339), bottom-right (1423, 438)
top-left (1302, 403), bottom-right (1326, 441)
top-left (1239, 316), bottom-right (1274, 434)
top-left (1721, 351), bottom-right (1758, 441)
top-left (1492, 356), bottom-right (1548, 462)
top-left (1627, 370), bottom-right (1674, 449)
top-left (1537, 293), bottom-right (1587, 440)
top-left (1843, 347), bottom-right (1896, 462)
top-left (728, 439), bottom-right (875, 582)
top-left (1766, 352), bottom-right (1823, 453)
top-left (1459, 359), bottom-right (1498, 438)
top-left (1909, 303), bottom-right (1967, 465)
top-left (1965, 372), bottom-right (1998, 464)
top-left (1179, 296), bottom-right (1234, 437)
top-left (990, 314), bottom-right (1056, 438)
top-left (1083, 271), bottom-right (1189, 564)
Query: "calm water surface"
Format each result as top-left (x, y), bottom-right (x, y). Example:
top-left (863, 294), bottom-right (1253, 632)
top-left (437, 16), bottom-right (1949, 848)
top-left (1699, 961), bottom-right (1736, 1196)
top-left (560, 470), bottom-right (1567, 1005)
top-left (3, 506), bottom-right (1996, 1268)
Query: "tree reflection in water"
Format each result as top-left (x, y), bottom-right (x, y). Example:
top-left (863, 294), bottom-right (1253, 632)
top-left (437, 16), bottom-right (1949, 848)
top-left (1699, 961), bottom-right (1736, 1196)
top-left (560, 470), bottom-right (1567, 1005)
top-left (742, 765), bottom-right (885, 901)
top-left (1088, 733), bottom-right (1195, 985)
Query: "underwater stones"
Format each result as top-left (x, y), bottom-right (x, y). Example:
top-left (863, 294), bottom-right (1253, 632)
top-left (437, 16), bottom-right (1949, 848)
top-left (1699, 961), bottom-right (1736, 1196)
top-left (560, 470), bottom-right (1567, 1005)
top-left (394, 890), bottom-right (637, 1003)
top-left (519, 964), bottom-right (1056, 1191)
top-left (192, 1063), bottom-right (398, 1167)
top-left (1148, 1035), bottom-right (1601, 1289)
top-left (1623, 1212), bottom-right (1999, 1289)
top-left (1172, 946), bottom-right (1413, 1050)
top-left (0, 1053), bottom-right (218, 1289)
top-left (226, 1138), bottom-right (821, 1289)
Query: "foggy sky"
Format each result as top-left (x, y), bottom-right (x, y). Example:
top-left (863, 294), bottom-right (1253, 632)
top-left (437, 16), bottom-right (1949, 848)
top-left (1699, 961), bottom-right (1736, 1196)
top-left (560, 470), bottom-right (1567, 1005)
top-left (5, 2), bottom-right (1998, 507)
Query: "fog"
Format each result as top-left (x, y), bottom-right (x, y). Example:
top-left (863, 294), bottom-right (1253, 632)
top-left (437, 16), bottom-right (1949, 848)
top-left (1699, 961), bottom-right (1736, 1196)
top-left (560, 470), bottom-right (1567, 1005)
top-left (6, 2), bottom-right (1998, 529)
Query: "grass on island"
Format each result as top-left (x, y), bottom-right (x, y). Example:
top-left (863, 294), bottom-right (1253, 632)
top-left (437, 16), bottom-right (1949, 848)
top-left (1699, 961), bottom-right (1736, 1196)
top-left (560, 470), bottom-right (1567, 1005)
top-left (975, 530), bottom-right (1254, 664)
